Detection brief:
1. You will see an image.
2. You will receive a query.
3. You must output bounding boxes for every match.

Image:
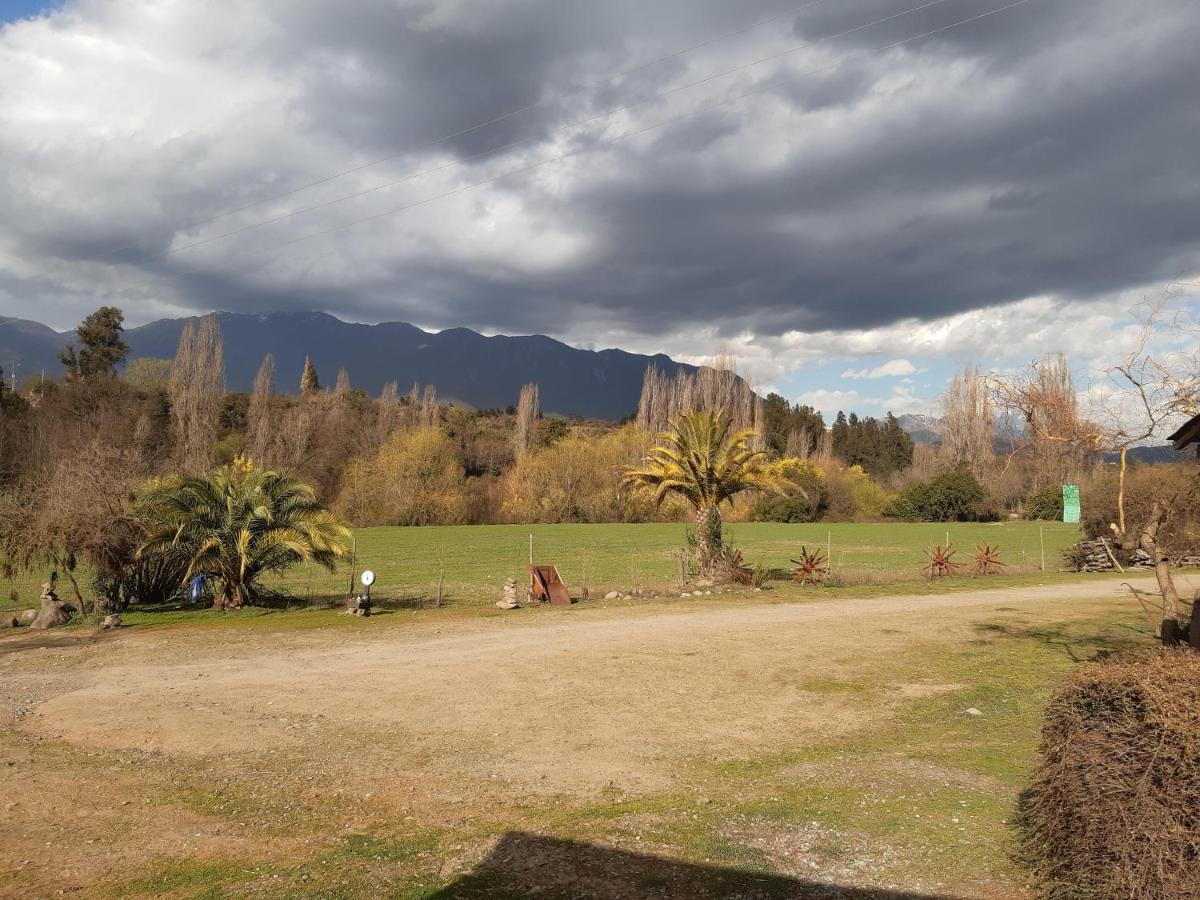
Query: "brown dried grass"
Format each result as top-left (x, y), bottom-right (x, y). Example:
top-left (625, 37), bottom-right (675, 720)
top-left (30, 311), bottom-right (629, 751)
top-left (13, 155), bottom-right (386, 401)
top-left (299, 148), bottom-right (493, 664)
top-left (1016, 649), bottom-right (1200, 899)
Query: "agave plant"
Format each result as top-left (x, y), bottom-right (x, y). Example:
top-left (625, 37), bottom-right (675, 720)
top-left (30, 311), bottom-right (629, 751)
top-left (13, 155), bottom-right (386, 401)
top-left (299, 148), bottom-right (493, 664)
top-left (923, 544), bottom-right (960, 579)
top-left (790, 546), bottom-right (830, 585)
top-left (723, 544), bottom-right (756, 586)
top-left (970, 543), bottom-right (1005, 576)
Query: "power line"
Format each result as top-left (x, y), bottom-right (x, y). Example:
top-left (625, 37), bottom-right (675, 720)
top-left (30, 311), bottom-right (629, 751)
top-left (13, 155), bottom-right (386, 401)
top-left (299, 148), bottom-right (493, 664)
top-left (156, 0), bottom-right (966, 259)
top-left (169, 0), bottom-right (1042, 271)
top-left (38, 0), bottom-right (834, 273)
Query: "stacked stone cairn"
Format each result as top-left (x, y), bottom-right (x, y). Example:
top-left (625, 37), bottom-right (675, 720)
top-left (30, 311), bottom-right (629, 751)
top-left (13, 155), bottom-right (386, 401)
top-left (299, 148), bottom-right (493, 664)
top-left (29, 582), bottom-right (75, 630)
top-left (496, 577), bottom-right (520, 609)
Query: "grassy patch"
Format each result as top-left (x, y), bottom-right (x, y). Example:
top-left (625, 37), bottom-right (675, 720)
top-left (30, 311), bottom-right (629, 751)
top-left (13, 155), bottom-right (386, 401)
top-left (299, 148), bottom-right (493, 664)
top-left (1, 521), bottom-right (1085, 614)
top-left (590, 604), bottom-right (1158, 890)
top-left (117, 859), bottom-right (278, 897)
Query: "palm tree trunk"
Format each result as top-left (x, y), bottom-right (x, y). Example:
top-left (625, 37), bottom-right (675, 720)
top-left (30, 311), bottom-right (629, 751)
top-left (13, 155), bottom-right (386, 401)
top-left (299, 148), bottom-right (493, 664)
top-left (695, 504), bottom-right (723, 578)
top-left (213, 579), bottom-right (245, 611)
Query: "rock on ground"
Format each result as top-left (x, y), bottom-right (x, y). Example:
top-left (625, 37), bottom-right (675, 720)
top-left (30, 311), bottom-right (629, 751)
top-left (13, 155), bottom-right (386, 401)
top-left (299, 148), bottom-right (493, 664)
top-left (30, 598), bottom-right (74, 630)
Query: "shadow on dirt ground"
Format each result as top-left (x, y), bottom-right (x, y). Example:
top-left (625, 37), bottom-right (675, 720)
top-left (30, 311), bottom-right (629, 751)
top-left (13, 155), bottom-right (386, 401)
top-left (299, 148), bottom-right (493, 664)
top-left (0, 628), bottom-right (112, 658)
top-left (971, 619), bottom-right (1152, 662)
top-left (430, 832), bottom-right (961, 899)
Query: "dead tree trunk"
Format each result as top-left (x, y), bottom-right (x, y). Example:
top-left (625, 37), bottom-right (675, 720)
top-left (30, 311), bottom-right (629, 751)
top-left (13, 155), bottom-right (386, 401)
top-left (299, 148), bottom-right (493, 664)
top-left (1134, 501), bottom-right (1185, 647)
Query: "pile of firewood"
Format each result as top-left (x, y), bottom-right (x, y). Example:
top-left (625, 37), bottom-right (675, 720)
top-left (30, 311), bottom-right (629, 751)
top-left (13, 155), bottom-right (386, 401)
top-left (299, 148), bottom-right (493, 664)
top-left (1070, 539), bottom-right (1121, 573)
top-left (1070, 539), bottom-right (1159, 573)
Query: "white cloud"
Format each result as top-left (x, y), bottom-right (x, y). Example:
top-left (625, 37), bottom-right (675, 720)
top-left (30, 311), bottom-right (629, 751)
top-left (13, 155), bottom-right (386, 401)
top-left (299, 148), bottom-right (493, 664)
top-left (841, 358), bottom-right (916, 380)
top-left (789, 383), bottom-right (934, 421)
top-left (1, 0), bottom-right (1197, 406)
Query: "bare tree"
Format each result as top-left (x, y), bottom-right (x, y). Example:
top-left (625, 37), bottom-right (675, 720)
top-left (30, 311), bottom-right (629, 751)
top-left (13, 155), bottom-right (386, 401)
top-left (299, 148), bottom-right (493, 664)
top-left (377, 380), bottom-right (402, 439)
top-left (940, 364), bottom-right (994, 473)
top-left (514, 383), bottom-right (540, 460)
top-left (248, 353), bottom-right (275, 464)
top-left (786, 426), bottom-right (815, 460)
top-left (993, 353), bottom-right (1096, 488)
top-left (994, 293), bottom-right (1200, 647)
top-left (300, 356), bottom-right (320, 395)
top-left (168, 315), bottom-right (225, 472)
top-left (274, 402), bottom-right (313, 471)
top-left (334, 368), bottom-right (351, 394)
top-left (636, 351), bottom-right (762, 445)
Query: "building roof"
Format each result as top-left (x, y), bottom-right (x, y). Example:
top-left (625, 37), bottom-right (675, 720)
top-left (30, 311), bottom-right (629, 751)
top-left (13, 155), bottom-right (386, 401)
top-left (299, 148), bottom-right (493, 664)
top-left (1167, 413), bottom-right (1200, 451)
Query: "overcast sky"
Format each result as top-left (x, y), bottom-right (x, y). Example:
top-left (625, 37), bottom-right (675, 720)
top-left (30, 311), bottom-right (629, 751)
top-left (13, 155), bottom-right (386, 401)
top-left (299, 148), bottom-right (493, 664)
top-left (1, 0), bottom-right (1198, 418)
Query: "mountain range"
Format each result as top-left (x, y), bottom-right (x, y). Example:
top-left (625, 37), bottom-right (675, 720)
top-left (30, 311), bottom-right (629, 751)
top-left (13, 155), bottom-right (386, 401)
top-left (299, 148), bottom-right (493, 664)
top-left (894, 413), bottom-right (1183, 463)
top-left (0, 311), bottom-right (699, 420)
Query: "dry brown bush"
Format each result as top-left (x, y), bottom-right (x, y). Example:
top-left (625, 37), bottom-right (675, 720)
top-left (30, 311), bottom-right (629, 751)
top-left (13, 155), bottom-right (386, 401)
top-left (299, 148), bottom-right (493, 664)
top-left (1017, 650), bottom-right (1200, 899)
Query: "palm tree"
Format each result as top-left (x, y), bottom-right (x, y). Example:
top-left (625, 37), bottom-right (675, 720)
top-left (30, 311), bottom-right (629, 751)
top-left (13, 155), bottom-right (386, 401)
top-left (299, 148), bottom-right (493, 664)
top-left (624, 409), bottom-right (787, 577)
top-left (140, 456), bottom-right (351, 610)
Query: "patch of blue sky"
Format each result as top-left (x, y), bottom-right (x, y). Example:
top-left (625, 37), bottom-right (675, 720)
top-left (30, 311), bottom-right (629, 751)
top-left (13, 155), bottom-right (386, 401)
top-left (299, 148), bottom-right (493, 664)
top-left (0, 0), bottom-right (61, 25)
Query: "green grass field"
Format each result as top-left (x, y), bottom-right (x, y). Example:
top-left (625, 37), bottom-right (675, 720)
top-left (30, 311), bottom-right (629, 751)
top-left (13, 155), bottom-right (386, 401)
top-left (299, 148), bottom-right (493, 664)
top-left (0, 520), bottom-right (1083, 613)
top-left (290, 520), bottom-right (1084, 603)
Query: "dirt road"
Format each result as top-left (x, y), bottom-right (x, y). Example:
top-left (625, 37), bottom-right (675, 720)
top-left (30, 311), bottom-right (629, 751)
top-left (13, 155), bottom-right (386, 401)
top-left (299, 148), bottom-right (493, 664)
top-left (0, 575), bottom-right (1174, 897)
top-left (13, 576), bottom-right (1170, 793)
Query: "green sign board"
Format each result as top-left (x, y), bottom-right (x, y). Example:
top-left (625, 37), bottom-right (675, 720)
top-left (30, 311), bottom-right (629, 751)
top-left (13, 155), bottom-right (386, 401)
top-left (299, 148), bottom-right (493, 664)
top-left (1063, 484), bottom-right (1081, 524)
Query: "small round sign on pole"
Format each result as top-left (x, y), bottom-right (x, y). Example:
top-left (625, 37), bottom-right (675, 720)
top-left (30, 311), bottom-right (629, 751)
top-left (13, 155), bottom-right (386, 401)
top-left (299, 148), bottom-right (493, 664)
top-left (360, 570), bottom-right (375, 588)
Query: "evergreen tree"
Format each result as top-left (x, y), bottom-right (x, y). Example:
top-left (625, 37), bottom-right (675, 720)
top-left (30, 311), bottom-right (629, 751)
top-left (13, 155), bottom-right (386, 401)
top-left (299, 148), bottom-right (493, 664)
top-left (830, 410), bottom-right (914, 477)
top-left (761, 393), bottom-right (826, 456)
top-left (300, 356), bottom-right (320, 395)
top-left (59, 306), bottom-right (129, 379)
top-left (762, 393), bottom-right (791, 454)
top-left (882, 412), bottom-right (914, 472)
top-left (831, 411), bottom-right (849, 456)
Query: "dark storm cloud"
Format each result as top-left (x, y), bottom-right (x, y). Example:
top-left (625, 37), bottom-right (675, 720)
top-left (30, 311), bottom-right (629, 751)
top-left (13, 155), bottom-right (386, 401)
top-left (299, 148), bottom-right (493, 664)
top-left (2, 0), bottom-right (1199, 344)
top-left (258, 0), bottom-right (780, 159)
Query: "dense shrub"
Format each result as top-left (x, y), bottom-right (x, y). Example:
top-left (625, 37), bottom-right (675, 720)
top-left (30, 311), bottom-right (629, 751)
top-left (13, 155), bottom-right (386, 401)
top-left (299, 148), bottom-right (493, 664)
top-left (1017, 651), bottom-right (1200, 899)
top-left (92, 548), bottom-right (191, 610)
top-left (337, 427), bottom-right (469, 526)
top-left (885, 466), bottom-right (991, 522)
top-left (1024, 485), bottom-right (1063, 520)
top-left (752, 493), bottom-right (818, 523)
top-left (501, 425), bottom-right (683, 523)
top-left (840, 464), bottom-right (894, 519)
top-left (753, 458), bottom-right (826, 522)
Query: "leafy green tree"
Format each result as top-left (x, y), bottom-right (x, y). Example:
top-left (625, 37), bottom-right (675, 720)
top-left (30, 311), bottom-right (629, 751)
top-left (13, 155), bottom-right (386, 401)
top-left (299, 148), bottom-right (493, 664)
top-left (624, 409), bottom-right (784, 576)
top-left (140, 456), bottom-right (350, 610)
top-left (1025, 485), bottom-right (1064, 521)
top-left (540, 417), bottom-right (570, 446)
top-left (887, 466), bottom-right (989, 522)
top-left (882, 412), bottom-right (914, 472)
top-left (761, 393), bottom-right (825, 456)
top-left (59, 306), bottom-right (130, 379)
top-left (831, 410), bottom-right (913, 477)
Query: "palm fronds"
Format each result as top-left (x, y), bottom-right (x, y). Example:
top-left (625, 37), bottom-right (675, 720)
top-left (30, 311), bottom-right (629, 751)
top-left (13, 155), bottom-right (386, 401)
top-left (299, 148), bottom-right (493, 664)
top-left (138, 455), bottom-right (350, 609)
top-left (622, 409), bottom-right (788, 510)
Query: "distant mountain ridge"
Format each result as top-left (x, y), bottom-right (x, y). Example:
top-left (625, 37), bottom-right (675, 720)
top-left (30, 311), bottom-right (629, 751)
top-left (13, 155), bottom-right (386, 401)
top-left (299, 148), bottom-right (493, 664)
top-left (0, 310), bottom-right (695, 420)
top-left (896, 413), bottom-right (943, 446)
top-left (896, 412), bottom-right (1182, 463)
